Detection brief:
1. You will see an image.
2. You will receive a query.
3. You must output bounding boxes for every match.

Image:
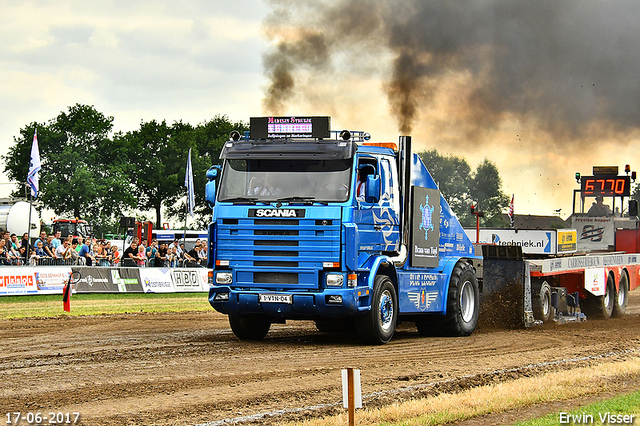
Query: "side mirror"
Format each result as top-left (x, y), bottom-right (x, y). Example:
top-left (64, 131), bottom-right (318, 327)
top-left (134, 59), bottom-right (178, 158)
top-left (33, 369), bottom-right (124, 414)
top-left (365, 175), bottom-right (380, 203)
top-left (205, 165), bottom-right (222, 208)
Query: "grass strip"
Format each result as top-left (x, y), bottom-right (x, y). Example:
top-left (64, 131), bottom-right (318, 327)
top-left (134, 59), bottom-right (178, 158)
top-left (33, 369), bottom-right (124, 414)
top-left (0, 293), bottom-right (212, 319)
top-left (514, 390), bottom-right (640, 426)
top-left (280, 357), bottom-right (640, 426)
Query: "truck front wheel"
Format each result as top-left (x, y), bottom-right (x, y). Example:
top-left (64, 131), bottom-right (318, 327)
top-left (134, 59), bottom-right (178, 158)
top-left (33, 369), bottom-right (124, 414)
top-left (612, 272), bottom-right (629, 318)
top-left (229, 314), bottom-right (271, 340)
top-left (355, 275), bottom-right (397, 344)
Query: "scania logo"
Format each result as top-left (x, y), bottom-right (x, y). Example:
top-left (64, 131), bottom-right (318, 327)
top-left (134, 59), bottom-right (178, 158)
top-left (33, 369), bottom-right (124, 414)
top-left (255, 209), bottom-right (298, 218)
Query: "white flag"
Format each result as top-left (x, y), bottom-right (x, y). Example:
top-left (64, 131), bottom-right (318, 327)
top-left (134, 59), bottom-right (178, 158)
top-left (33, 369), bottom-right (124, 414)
top-left (185, 148), bottom-right (195, 217)
top-left (27, 129), bottom-right (41, 197)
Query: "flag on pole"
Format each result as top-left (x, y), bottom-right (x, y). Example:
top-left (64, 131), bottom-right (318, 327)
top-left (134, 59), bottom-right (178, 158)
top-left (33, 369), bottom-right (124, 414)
top-left (508, 194), bottom-right (514, 228)
top-left (27, 129), bottom-right (41, 197)
top-left (62, 276), bottom-right (72, 312)
top-left (185, 148), bottom-right (195, 218)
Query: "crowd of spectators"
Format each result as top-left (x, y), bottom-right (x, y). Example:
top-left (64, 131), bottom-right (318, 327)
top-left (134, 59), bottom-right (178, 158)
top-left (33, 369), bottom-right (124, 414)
top-left (120, 238), bottom-right (207, 268)
top-left (0, 231), bottom-right (208, 268)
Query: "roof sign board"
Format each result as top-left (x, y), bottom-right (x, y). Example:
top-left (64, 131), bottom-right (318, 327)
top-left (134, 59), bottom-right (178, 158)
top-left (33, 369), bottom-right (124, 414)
top-left (250, 116), bottom-right (331, 139)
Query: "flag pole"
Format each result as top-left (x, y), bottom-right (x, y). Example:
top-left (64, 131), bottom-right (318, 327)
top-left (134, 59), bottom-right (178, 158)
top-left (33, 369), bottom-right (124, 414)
top-left (26, 128), bottom-right (41, 263)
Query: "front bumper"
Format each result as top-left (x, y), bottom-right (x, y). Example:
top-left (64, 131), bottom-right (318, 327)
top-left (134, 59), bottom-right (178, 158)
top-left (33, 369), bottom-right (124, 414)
top-left (208, 285), bottom-right (372, 319)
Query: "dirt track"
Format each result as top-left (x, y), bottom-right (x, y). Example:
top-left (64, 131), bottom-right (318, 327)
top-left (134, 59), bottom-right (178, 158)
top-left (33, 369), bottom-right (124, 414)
top-left (2, 294), bottom-right (640, 426)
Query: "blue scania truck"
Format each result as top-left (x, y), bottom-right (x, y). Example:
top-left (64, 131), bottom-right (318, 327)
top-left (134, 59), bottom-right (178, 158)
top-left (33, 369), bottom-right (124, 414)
top-left (204, 116), bottom-right (483, 344)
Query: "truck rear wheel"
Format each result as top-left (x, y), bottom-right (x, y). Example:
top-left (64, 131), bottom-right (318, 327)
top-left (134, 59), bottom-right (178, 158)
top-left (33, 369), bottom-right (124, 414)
top-left (612, 272), bottom-right (629, 318)
top-left (533, 280), bottom-right (553, 323)
top-left (416, 261), bottom-right (479, 337)
top-left (229, 315), bottom-right (271, 340)
top-left (355, 275), bottom-right (397, 344)
top-left (581, 274), bottom-right (615, 320)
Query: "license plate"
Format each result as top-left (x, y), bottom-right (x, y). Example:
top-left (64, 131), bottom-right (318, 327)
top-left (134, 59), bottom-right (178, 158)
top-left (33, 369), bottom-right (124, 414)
top-left (259, 294), bottom-right (293, 304)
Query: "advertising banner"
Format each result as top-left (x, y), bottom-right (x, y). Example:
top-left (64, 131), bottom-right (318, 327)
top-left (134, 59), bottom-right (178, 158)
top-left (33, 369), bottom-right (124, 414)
top-left (73, 267), bottom-right (118, 292)
top-left (0, 268), bottom-right (37, 296)
top-left (171, 268), bottom-right (209, 292)
top-left (571, 216), bottom-right (615, 252)
top-left (0, 266), bottom-right (209, 296)
top-left (463, 228), bottom-right (578, 255)
top-left (34, 267), bottom-right (73, 294)
top-left (110, 268), bottom-right (144, 293)
top-left (139, 268), bottom-right (174, 293)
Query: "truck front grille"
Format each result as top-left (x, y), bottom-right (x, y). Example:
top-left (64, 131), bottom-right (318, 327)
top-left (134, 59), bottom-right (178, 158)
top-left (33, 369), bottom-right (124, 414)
top-left (216, 216), bottom-right (340, 289)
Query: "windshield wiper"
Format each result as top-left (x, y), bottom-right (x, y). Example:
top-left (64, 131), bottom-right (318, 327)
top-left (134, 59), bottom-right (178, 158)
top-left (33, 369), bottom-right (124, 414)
top-left (223, 196), bottom-right (259, 205)
top-left (276, 196), bottom-right (328, 205)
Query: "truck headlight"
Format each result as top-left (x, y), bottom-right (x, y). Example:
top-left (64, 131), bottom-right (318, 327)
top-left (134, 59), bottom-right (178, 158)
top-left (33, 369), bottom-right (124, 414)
top-left (326, 273), bottom-right (344, 287)
top-left (216, 272), bottom-right (232, 285)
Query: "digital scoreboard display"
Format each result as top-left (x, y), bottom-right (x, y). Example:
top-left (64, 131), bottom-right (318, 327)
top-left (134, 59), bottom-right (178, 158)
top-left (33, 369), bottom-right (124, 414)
top-left (250, 116), bottom-right (331, 139)
top-left (580, 175), bottom-right (631, 197)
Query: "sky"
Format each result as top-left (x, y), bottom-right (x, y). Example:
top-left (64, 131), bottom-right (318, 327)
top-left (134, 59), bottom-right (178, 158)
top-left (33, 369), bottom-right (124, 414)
top-left (2, 0), bottom-right (640, 222)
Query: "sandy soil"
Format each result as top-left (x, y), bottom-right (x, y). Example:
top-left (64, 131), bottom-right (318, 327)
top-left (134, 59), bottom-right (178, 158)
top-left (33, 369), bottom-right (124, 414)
top-left (2, 294), bottom-right (640, 426)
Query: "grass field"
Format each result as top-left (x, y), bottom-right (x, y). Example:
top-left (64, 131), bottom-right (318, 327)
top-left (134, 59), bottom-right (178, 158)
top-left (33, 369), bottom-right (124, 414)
top-left (0, 292), bottom-right (212, 319)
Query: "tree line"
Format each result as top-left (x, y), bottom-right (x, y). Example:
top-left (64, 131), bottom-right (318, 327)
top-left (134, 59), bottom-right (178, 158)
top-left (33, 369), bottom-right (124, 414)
top-left (3, 104), bottom-right (247, 236)
top-left (3, 104), bottom-right (510, 235)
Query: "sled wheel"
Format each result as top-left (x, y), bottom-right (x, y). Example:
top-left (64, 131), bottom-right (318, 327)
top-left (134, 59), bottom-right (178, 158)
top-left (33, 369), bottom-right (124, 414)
top-left (355, 275), bottom-right (397, 344)
top-left (533, 280), bottom-right (554, 322)
top-left (581, 273), bottom-right (615, 320)
top-left (229, 314), bottom-right (271, 340)
top-left (612, 272), bottom-right (629, 318)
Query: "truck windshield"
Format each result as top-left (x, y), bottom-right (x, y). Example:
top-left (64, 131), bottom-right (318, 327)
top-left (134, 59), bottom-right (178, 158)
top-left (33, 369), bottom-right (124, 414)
top-left (218, 159), bottom-right (352, 203)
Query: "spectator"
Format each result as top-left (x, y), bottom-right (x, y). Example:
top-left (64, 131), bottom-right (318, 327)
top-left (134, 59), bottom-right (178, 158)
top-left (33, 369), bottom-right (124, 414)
top-left (34, 231), bottom-right (47, 248)
top-left (137, 245), bottom-right (147, 267)
top-left (111, 245), bottom-right (120, 265)
top-left (51, 231), bottom-right (62, 250)
top-left (20, 233), bottom-right (30, 260)
top-left (123, 242), bottom-right (142, 267)
top-left (75, 236), bottom-right (84, 253)
top-left (198, 244), bottom-right (208, 264)
top-left (68, 239), bottom-right (80, 265)
top-left (7, 242), bottom-right (21, 265)
top-left (30, 240), bottom-right (49, 266)
top-left (43, 235), bottom-right (55, 258)
top-left (78, 239), bottom-right (92, 266)
top-left (94, 241), bottom-right (107, 266)
top-left (156, 243), bottom-right (168, 267)
top-left (0, 239), bottom-right (9, 265)
top-left (187, 244), bottom-right (204, 267)
top-left (146, 240), bottom-right (158, 267)
top-left (9, 234), bottom-right (18, 249)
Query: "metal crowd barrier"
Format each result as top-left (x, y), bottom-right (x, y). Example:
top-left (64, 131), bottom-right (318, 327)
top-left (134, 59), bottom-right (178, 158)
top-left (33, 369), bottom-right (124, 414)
top-left (1, 257), bottom-right (207, 268)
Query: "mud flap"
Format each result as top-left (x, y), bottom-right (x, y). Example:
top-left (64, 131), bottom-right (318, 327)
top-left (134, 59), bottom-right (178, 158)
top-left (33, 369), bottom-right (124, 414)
top-left (479, 245), bottom-right (534, 328)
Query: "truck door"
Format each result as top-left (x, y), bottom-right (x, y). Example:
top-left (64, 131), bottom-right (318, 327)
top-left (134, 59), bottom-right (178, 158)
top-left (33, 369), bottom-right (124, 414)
top-left (354, 156), bottom-right (400, 256)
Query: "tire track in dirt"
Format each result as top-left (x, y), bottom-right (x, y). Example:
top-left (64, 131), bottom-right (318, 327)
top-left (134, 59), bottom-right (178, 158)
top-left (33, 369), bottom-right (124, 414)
top-left (2, 294), bottom-right (640, 425)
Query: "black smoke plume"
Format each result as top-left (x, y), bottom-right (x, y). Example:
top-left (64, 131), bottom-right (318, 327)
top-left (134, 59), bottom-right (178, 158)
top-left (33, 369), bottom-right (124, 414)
top-left (262, 0), bottom-right (640, 140)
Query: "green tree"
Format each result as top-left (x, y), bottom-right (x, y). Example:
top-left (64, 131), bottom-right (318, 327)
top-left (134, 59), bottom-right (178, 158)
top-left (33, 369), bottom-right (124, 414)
top-left (417, 149), bottom-right (509, 227)
top-left (2, 104), bottom-right (136, 235)
top-left (470, 160), bottom-right (510, 227)
top-left (163, 115), bottom-right (249, 229)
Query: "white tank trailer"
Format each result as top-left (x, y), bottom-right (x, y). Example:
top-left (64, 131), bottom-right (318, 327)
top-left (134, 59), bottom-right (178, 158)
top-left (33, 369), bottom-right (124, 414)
top-left (0, 199), bottom-right (40, 239)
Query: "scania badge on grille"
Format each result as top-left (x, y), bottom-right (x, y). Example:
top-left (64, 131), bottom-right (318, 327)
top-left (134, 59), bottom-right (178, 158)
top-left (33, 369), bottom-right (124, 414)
top-left (249, 208), bottom-right (304, 218)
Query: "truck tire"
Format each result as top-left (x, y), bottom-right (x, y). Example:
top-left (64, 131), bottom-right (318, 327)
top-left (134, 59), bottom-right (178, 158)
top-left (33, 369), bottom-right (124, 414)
top-left (229, 315), bottom-right (271, 340)
top-left (416, 261), bottom-right (479, 337)
top-left (355, 275), bottom-right (397, 344)
top-left (533, 281), bottom-right (554, 323)
top-left (581, 274), bottom-right (615, 320)
top-left (612, 272), bottom-right (629, 318)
